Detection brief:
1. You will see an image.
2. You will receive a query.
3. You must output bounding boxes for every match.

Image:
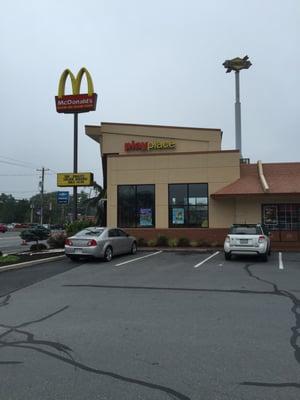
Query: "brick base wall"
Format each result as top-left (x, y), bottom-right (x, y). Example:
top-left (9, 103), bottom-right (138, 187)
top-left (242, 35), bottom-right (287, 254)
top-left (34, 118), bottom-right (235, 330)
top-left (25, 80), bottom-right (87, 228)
top-left (125, 228), bottom-right (228, 245)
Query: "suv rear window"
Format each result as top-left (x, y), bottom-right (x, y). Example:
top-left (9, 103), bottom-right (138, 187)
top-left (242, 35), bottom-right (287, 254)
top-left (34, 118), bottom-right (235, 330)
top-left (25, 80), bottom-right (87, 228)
top-left (229, 226), bottom-right (261, 235)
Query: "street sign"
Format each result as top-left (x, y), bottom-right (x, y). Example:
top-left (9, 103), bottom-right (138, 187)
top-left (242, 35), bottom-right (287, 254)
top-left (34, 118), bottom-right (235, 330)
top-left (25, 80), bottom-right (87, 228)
top-left (57, 172), bottom-right (94, 187)
top-left (57, 191), bottom-right (69, 204)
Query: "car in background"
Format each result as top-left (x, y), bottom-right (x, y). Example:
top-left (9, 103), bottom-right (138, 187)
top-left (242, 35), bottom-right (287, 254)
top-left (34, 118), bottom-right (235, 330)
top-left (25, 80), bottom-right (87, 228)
top-left (65, 227), bottom-right (137, 262)
top-left (224, 224), bottom-right (271, 261)
top-left (0, 223), bottom-right (7, 233)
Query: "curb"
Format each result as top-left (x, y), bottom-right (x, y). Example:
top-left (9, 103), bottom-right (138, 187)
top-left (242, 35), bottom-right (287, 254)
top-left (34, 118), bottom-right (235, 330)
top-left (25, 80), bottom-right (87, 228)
top-left (0, 255), bottom-right (66, 273)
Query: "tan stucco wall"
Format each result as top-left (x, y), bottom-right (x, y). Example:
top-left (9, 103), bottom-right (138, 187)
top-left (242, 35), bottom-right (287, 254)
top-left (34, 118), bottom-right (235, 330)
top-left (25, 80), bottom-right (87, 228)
top-left (107, 151), bottom-right (240, 228)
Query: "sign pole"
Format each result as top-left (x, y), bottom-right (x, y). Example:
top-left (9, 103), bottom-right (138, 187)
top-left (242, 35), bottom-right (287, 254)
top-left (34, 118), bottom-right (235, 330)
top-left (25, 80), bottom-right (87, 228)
top-left (73, 113), bottom-right (78, 221)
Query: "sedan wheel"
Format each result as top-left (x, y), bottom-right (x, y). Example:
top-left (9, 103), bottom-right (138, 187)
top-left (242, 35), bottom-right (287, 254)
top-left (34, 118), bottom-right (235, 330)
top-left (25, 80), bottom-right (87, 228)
top-left (131, 242), bottom-right (137, 254)
top-left (104, 246), bottom-right (113, 262)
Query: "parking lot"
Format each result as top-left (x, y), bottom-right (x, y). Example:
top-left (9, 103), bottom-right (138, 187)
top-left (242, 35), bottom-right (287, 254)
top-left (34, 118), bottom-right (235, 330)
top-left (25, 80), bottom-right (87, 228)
top-left (1, 250), bottom-right (300, 400)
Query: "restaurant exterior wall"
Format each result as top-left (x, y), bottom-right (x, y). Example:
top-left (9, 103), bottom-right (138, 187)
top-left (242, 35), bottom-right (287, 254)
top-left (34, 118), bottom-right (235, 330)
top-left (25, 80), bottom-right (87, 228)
top-left (106, 151), bottom-right (240, 229)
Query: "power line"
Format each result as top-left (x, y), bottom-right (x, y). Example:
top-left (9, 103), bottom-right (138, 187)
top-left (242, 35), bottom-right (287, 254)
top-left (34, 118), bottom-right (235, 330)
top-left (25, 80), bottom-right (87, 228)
top-left (0, 155), bottom-right (39, 169)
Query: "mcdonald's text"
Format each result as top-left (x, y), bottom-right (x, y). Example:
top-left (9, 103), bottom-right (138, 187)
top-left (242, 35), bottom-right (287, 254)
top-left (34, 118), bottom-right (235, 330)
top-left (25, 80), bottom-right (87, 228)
top-left (55, 93), bottom-right (97, 113)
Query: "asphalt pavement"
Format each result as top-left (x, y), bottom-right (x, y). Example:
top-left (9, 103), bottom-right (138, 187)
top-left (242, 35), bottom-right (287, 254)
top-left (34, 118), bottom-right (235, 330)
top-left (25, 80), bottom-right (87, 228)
top-left (0, 250), bottom-right (300, 399)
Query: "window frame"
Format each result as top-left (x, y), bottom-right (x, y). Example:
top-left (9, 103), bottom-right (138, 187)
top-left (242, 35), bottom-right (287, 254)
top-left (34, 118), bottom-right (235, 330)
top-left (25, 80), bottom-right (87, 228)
top-left (168, 183), bottom-right (209, 228)
top-left (262, 203), bottom-right (300, 231)
top-left (117, 184), bottom-right (155, 228)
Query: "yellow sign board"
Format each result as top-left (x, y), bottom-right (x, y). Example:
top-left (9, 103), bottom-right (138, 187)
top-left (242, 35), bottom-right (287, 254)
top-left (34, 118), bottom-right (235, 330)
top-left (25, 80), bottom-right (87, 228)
top-left (57, 172), bottom-right (94, 187)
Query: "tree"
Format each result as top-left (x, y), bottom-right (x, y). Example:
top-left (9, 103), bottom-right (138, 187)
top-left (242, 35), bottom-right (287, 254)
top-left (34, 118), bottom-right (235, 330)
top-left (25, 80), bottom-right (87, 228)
top-left (84, 182), bottom-right (106, 225)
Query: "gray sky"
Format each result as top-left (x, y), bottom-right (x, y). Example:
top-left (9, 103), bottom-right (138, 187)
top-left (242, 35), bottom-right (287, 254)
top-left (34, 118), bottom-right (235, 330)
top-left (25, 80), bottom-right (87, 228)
top-left (1, 0), bottom-right (299, 199)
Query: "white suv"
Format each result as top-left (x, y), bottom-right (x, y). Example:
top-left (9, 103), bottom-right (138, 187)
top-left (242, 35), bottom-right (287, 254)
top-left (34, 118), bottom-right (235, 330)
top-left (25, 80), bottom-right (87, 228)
top-left (224, 224), bottom-right (271, 261)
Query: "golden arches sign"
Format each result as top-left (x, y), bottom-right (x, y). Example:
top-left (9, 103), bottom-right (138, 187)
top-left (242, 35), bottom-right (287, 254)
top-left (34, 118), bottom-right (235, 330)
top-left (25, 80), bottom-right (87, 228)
top-left (55, 67), bottom-right (97, 113)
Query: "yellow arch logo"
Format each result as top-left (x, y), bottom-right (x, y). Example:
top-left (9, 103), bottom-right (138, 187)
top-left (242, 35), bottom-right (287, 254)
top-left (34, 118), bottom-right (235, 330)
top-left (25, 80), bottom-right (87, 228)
top-left (55, 67), bottom-right (97, 114)
top-left (57, 67), bottom-right (94, 98)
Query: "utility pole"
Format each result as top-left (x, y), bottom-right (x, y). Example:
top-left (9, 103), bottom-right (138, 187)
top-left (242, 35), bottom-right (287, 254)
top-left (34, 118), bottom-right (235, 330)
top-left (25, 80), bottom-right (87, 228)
top-left (37, 167), bottom-right (49, 225)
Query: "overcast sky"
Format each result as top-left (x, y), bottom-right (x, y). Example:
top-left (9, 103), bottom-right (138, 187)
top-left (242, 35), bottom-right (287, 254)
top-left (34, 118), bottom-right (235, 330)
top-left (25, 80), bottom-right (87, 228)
top-left (0, 0), bottom-right (299, 200)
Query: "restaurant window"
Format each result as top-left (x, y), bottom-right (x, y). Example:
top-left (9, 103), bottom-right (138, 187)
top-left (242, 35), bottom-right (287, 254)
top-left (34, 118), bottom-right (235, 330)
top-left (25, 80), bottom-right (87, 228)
top-left (169, 183), bottom-right (208, 227)
top-left (118, 185), bottom-right (155, 228)
top-left (262, 204), bottom-right (300, 230)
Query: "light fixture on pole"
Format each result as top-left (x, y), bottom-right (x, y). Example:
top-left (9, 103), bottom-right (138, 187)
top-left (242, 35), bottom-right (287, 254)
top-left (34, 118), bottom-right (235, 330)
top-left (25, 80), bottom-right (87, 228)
top-left (223, 55), bottom-right (252, 157)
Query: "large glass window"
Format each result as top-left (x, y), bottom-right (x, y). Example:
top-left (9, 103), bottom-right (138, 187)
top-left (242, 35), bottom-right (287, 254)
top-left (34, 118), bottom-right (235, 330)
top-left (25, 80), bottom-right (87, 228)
top-left (118, 185), bottom-right (155, 228)
top-left (169, 184), bottom-right (208, 227)
top-left (262, 204), bottom-right (300, 230)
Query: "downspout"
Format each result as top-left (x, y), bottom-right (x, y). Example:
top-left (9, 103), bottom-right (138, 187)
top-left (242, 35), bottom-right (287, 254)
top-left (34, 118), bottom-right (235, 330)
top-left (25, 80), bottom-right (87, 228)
top-left (257, 160), bottom-right (270, 193)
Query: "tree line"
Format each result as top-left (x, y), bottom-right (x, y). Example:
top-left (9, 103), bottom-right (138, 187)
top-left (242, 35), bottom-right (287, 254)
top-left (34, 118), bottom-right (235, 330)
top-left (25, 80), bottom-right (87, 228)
top-left (0, 191), bottom-right (96, 224)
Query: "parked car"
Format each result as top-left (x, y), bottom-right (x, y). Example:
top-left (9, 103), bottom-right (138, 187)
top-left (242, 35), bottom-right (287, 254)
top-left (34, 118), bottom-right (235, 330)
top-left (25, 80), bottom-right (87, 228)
top-left (65, 227), bottom-right (137, 262)
top-left (224, 224), bottom-right (271, 261)
top-left (0, 223), bottom-right (7, 233)
top-left (20, 225), bottom-right (51, 242)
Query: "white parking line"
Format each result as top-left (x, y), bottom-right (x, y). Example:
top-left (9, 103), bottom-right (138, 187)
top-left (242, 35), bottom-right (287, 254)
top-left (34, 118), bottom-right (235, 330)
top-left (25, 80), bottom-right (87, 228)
top-left (279, 252), bottom-right (284, 270)
top-left (115, 251), bottom-right (163, 267)
top-left (193, 251), bottom-right (220, 268)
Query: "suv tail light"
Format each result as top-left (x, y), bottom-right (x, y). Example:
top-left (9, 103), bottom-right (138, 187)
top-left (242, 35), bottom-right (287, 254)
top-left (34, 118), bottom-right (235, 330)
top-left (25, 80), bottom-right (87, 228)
top-left (225, 235), bottom-right (230, 243)
top-left (65, 238), bottom-right (73, 246)
top-left (87, 239), bottom-right (97, 247)
top-left (258, 235), bottom-right (265, 243)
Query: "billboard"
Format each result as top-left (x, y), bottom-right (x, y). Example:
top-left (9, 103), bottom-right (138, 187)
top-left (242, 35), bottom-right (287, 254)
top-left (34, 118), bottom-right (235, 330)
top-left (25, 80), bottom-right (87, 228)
top-left (57, 172), bottom-right (94, 187)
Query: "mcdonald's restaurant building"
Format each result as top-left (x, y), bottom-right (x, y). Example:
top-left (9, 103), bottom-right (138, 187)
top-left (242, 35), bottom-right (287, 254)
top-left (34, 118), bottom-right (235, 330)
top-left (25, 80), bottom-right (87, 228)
top-left (85, 122), bottom-right (300, 249)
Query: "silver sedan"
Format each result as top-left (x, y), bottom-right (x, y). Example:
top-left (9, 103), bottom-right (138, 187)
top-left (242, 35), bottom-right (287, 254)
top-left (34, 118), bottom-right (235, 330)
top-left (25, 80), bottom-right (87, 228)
top-left (65, 227), bottom-right (137, 262)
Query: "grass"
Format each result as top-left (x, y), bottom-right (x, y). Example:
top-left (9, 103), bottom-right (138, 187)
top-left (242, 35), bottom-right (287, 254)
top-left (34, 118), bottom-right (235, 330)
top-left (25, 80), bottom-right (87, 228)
top-left (0, 255), bottom-right (20, 264)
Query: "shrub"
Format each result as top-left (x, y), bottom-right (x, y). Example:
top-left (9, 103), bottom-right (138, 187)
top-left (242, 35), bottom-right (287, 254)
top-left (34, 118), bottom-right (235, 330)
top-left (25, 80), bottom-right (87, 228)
top-left (190, 240), bottom-right (198, 248)
top-left (30, 243), bottom-right (47, 251)
top-left (137, 237), bottom-right (147, 247)
top-left (198, 239), bottom-right (210, 247)
top-left (168, 238), bottom-right (178, 247)
top-left (177, 237), bottom-right (190, 247)
top-left (210, 241), bottom-right (221, 247)
top-left (47, 232), bottom-right (67, 249)
top-left (0, 255), bottom-right (19, 264)
top-left (156, 235), bottom-right (168, 247)
top-left (65, 220), bottom-right (94, 237)
top-left (147, 239), bottom-right (157, 247)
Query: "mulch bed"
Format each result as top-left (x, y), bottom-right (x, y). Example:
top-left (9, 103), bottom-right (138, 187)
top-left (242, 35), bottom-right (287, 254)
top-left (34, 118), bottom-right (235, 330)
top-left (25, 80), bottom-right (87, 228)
top-left (0, 251), bottom-right (64, 267)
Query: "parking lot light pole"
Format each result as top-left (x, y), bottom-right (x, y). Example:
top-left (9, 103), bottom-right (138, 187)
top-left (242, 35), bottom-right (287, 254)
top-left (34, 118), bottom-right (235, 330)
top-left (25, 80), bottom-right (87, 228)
top-left (223, 55), bottom-right (252, 157)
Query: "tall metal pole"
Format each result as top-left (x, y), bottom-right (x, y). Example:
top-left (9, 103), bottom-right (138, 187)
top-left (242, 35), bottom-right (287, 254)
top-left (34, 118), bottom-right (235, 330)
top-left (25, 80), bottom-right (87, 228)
top-left (235, 71), bottom-right (242, 156)
top-left (73, 113), bottom-right (78, 221)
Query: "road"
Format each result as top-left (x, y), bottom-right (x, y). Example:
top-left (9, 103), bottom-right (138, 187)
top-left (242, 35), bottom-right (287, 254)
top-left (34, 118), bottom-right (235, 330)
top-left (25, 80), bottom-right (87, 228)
top-left (0, 250), bottom-right (300, 399)
top-left (0, 231), bottom-right (25, 254)
top-left (0, 231), bottom-right (51, 254)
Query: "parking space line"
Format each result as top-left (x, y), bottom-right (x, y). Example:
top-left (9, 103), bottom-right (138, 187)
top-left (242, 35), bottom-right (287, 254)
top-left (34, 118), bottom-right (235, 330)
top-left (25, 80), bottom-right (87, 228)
top-left (115, 251), bottom-right (163, 267)
top-left (279, 252), bottom-right (284, 270)
top-left (193, 251), bottom-right (220, 268)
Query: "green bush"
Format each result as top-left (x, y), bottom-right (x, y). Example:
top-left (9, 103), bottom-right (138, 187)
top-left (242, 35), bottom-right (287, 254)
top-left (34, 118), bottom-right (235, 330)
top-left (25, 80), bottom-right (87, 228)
top-left (198, 239), bottom-right (210, 247)
top-left (168, 238), bottom-right (178, 247)
top-left (177, 237), bottom-right (190, 247)
top-left (190, 240), bottom-right (199, 248)
top-left (156, 235), bottom-right (168, 247)
top-left (137, 237), bottom-right (147, 247)
top-left (65, 220), bottom-right (94, 237)
top-left (0, 255), bottom-right (19, 264)
top-left (147, 239), bottom-right (157, 247)
top-left (47, 232), bottom-right (67, 249)
top-left (30, 243), bottom-right (48, 251)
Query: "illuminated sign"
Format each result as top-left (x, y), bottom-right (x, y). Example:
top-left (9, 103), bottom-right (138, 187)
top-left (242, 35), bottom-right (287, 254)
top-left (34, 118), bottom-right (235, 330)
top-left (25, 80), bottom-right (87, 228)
top-left (124, 140), bottom-right (176, 152)
top-left (55, 68), bottom-right (97, 113)
top-left (57, 172), bottom-right (94, 187)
